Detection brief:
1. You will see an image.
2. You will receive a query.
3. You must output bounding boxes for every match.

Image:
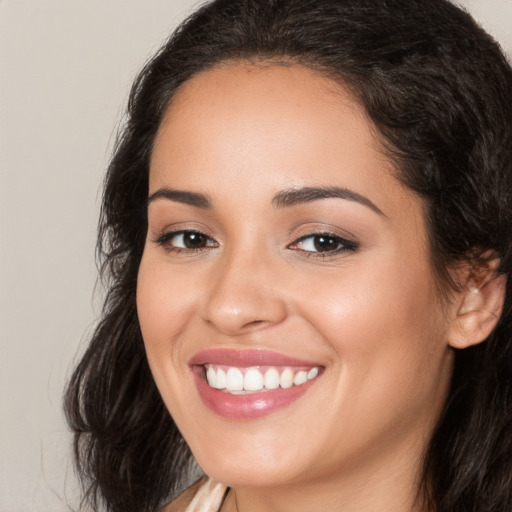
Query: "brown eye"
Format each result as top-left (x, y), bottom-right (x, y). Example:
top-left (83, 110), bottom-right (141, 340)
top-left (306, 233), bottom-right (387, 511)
top-left (291, 233), bottom-right (358, 255)
top-left (312, 235), bottom-right (341, 252)
top-left (154, 230), bottom-right (217, 251)
top-left (182, 232), bottom-right (208, 248)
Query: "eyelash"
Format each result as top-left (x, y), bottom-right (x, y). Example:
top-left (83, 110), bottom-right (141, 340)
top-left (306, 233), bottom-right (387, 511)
top-left (153, 230), bottom-right (358, 257)
top-left (153, 230), bottom-right (217, 254)
top-left (290, 232), bottom-right (358, 257)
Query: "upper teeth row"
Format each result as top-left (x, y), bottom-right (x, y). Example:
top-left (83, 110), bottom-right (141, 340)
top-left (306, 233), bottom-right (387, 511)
top-left (206, 365), bottom-right (320, 393)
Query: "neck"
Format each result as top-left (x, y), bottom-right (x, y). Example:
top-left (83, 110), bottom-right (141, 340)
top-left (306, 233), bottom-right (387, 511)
top-left (221, 437), bottom-right (431, 512)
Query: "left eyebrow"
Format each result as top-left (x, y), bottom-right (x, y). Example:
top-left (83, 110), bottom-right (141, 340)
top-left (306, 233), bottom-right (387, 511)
top-left (272, 186), bottom-right (386, 217)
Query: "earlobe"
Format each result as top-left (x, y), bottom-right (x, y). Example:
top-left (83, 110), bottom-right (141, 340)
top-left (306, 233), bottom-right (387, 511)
top-left (448, 271), bottom-right (507, 349)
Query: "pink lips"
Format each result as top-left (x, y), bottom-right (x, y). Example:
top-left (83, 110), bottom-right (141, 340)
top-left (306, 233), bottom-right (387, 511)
top-left (190, 349), bottom-right (322, 420)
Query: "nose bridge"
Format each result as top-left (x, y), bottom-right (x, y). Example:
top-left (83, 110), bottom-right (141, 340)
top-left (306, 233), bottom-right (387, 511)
top-left (204, 241), bottom-right (287, 334)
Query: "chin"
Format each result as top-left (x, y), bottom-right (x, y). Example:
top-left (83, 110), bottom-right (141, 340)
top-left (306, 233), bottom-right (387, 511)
top-left (202, 462), bottom-right (298, 489)
top-left (191, 437), bottom-right (308, 488)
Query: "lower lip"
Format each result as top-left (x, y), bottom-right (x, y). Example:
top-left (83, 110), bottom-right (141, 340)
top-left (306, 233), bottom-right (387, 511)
top-left (192, 367), bottom-right (318, 420)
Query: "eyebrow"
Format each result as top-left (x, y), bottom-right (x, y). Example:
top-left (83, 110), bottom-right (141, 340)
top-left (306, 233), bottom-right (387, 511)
top-left (147, 185), bottom-right (385, 216)
top-left (272, 186), bottom-right (385, 216)
top-left (147, 188), bottom-right (211, 208)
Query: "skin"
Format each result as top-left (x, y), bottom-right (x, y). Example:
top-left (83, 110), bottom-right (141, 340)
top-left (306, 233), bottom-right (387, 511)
top-left (138, 63), bottom-right (465, 512)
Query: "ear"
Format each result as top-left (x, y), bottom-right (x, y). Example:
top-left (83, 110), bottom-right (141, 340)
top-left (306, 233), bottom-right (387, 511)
top-left (448, 262), bottom-right (507, 349)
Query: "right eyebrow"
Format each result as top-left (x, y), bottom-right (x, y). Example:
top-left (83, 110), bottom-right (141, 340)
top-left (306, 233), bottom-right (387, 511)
top-left (147, 188), bottom-right (212, 209)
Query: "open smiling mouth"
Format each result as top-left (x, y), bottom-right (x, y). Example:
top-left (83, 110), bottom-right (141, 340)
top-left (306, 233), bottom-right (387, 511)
top-left (204, 364), bottom-right (321, 394)
top-left (189, 352), bottom-right (324, 419)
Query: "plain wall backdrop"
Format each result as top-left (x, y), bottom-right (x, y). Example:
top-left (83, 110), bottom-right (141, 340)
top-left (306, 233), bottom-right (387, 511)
top-left (1, 1), bottom-right (511, 510)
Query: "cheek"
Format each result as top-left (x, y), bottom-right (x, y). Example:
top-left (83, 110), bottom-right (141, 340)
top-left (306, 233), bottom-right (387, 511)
top-left (298, 258), bottom-right (436, 337)
top-left (294, 271), bottom-right (451, 463)
top-left (136, 256), bottom-right (197, 367)
top-left (295, 253), bottom-right (449, 395)
top-left (136, 255), bottom-right (205, 427)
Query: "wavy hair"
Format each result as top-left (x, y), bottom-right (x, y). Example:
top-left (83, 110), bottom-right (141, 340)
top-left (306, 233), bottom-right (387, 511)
top-left (64, 0), bottom-right (512, 510)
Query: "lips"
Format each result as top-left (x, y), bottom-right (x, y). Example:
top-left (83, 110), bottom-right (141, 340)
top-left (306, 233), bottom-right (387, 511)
top-left (190, 349), bottom-right (323, 419)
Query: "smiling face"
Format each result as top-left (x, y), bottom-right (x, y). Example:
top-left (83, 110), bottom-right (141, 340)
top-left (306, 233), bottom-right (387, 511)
top-left (137, 63), bottom-right (457, 495)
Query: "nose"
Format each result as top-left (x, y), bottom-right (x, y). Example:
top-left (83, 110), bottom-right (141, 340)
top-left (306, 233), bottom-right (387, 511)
top-left (203, 248), bottom-right (287, 335)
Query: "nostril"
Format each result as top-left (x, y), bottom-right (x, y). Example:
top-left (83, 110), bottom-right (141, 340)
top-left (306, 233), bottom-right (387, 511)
top-left (206, 318), bottom-right (269, 331)
top-left (245, 320), bottom-right (267, 328)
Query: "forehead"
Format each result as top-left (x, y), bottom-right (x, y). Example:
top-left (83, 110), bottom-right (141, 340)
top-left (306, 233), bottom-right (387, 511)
top-left (155, 63), bottom-right (369, 156)
top-left (150, 62), bottom-right (418, 220)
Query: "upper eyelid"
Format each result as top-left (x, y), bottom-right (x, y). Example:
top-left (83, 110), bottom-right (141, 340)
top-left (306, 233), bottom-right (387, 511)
top-left (286, 219), bottom-right (357, 239)
top-left (154, 228), bottom-right (217, 242)
top-left (290, 232), bottom-right (357, 247)
top-left (293, 231), bottom-right (347, 242)
top-left (289, 226), bottom-right (357, 245)
top-left (151, 223), bottom-right (217, 239)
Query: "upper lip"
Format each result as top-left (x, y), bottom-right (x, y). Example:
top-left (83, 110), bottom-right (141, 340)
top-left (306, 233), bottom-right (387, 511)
top-left (189, 349), bottom-right (321, 368)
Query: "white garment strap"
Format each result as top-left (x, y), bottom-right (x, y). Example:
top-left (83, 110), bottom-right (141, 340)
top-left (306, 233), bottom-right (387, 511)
top-left (185, 478), bottom-right (228, 512)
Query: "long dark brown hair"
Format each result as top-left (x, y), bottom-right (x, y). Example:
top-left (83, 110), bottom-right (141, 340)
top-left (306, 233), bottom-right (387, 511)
top-left (65, 0), bottom-right (512, 510)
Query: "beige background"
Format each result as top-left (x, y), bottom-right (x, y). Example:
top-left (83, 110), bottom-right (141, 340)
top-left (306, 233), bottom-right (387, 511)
top-left (1, 1), bottom-right (510, 510)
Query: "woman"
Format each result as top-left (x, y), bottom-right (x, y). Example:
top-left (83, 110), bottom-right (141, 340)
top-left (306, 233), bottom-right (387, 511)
top-left (65, 0), bottom-right (512, 511)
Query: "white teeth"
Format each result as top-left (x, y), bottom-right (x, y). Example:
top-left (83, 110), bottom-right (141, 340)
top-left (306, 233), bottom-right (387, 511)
top-left (206, 366), bottom-right (227, 389)
top-left (226, 367), bottom-right (244, 391)
top-left (307, 367), bottom-right (319, 380)
top-left (279, 368), bottom-right (294, 389)
top-left (205, 364), bottom-right (321, 393)
top-left (206, 366), bottom-right (217, 388)
top-left (293, 370), bottom-right (308, 386)
top-left (264, 368), bottom-right (280, 390)
top-left (244, 368), bottom-right (264, 391)
top-left (216, 368), bottom-right (227, 389)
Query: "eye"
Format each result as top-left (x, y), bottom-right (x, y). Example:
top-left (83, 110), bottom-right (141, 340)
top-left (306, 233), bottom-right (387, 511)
top-left (154, 230), bottom-right (217, 252)
top-left (291, 233), bottom-right (358, 255)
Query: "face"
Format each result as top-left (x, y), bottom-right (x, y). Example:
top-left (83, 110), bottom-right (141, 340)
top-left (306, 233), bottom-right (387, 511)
top-left (137, 63), bottom-right (456, 489)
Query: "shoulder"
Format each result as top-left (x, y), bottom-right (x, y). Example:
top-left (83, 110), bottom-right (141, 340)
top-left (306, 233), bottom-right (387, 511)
top-left (159, 477), bottom-right (228, 512)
